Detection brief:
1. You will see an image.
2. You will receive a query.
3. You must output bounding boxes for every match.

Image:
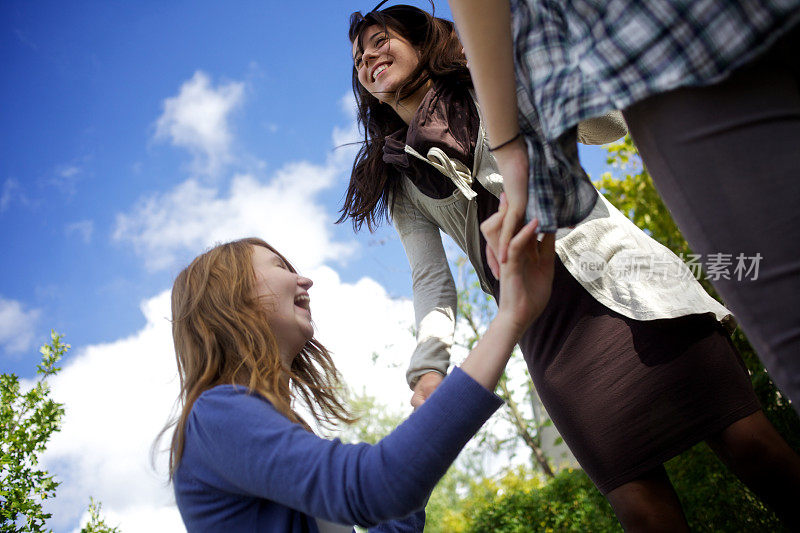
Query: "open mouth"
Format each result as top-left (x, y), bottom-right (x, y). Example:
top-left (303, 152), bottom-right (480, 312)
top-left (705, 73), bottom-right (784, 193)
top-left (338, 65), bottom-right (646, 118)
top-left (372, 62), bottom-right (390, 82)
top-left (294, 294), bottom-right (311, 311)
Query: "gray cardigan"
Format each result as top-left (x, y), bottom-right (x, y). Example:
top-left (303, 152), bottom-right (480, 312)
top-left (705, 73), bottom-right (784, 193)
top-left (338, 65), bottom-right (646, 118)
top-left (391, 110), bottom-right (731, 388)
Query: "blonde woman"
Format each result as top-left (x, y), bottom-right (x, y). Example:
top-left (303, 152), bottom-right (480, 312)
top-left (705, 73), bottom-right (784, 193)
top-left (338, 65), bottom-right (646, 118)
top-left (164, 228), bottom-right (554, 532)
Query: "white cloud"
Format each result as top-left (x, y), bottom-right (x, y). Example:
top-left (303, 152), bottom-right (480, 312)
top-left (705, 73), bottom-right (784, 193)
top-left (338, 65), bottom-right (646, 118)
top-left (1, 178), bottom-right (24, 212)
top-left (0, 296), bottom-right (40, 354)
top-left (116, 90), bottom-right (360, 274)
top-left (65, 220), bottom-right (94, 244)
top-left (331, 93), bottom-right (361, 156)
top-left (154, 71), bottom-right (244, 175)
top-left (309, 265), bottom-right (416, 411)
top-left (42, 290), bottom-right (178, 532)
top-left (43, 270), bottom-right (415, 532)
top-left (112, 167), bottom-right (353, 272)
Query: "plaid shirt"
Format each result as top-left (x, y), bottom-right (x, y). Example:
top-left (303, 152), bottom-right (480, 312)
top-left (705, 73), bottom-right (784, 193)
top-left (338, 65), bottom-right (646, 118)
top-left (509, 0), bottom-right (800, 231)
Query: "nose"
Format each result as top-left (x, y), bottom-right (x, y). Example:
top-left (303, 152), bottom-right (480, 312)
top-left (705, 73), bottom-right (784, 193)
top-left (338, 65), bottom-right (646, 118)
top-left (362, 47), bottom-right (379, 69)
top-left (298, 275), bottom-right (313, 290)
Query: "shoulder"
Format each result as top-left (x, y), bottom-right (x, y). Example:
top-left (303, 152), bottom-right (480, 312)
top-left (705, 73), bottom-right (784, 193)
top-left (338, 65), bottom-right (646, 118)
top-left (190, 385), bottom-right (285, 430)
top-left (195, 383), bottom-right (262, 407)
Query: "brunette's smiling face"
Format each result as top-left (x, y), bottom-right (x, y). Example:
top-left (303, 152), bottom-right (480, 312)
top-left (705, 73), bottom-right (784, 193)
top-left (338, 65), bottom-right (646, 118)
top-left (251, 246), bottom-right (313, 365)
top-left (352, 24), bottom-right (421, 104)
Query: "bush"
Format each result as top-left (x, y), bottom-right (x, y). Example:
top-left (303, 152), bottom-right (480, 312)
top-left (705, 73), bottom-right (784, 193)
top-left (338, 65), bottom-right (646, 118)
top-left (666, 443), bottom-right (782, 532)
top-left (464, 468), bottom-right (619, 533)
top-left (459, 448), bottom-right (787, 533)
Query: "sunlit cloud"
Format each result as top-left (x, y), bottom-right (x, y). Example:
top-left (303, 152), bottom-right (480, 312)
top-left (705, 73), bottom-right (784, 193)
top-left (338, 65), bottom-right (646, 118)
top-left (65, 220), bottom-right (94, 244)
top-left (0, 296), bottom-right (41, 355)
top-left (154, 71), bottom-right (245, 176)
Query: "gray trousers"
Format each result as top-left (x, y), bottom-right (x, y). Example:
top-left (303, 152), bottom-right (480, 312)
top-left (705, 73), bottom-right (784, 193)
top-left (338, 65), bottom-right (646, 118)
top-left (623, 25), bottom-right (800, 411)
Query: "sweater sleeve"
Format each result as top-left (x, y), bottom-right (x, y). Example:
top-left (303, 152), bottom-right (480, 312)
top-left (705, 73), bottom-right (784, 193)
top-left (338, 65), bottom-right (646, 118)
top-left (368, 509), bottom-right (425, 533)
top-left (390, 188), bottom-right (458, 389)
top-left (186, 367), bottom-right (502, 528)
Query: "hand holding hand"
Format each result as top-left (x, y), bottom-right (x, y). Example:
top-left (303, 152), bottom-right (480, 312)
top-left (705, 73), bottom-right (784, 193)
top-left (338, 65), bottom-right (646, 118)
top-left (411, 371), bottom-right (444, 409)
top-left (458, 212), bottom-right (555, 392)
top-left (486, 209), bottom-right (556, 338)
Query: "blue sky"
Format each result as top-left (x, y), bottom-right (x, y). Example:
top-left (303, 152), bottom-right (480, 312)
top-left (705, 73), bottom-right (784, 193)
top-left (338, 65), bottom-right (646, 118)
top-left (1, 0), bottom-right (415, 371)
top-left (1, 1), bottom-right (609, 530)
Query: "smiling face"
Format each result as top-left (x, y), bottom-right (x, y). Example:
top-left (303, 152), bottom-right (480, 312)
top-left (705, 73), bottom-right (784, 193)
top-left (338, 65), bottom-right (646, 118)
top-left (251, 245), bottom-right (313, 366)
top-left (352, 24), bottom-right (421, 105)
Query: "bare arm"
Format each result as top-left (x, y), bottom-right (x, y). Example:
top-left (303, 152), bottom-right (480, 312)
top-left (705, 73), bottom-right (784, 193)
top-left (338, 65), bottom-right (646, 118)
top-left (449, 0), bottom-right (518, 149)
top-left (449, 0), bottom-right (531, 263)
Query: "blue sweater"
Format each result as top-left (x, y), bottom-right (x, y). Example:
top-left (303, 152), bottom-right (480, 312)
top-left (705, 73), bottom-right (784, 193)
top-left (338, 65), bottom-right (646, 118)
top-left (174, 367), bottom-right (502, 532)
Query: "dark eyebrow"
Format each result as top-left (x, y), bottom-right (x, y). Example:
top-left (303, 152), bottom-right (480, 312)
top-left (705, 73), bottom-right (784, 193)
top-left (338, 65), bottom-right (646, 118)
top-left (354, 30), bottom-right (387, 60)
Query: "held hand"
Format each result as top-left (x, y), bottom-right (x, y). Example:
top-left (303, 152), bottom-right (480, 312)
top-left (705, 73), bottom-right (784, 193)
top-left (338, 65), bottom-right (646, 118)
top-left (457, 216), bottom-right (554, 392)
top-left (482, 194), bottom-right (506, 280)
top-left (489, 136), bottom-right (529, 264)
top-left (411, 371), bottom-right (444, 409)
top-left (495, 218), bottom-right (556, 337)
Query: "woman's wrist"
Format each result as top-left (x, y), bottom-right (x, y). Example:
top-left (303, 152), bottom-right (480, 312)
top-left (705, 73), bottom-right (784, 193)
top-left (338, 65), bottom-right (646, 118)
top-left (490, 310), bottom-right (526, 345)
top-left (488, 131), bottom-right (521, 152)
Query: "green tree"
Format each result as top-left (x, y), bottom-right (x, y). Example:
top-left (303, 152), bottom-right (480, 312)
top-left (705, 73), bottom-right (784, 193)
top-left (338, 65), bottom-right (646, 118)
top-left (338, 389), bottom-right (406, 445)
top-left (1, 332), bottom-right (120, 532)
top-left (1, 331), bottom-right (66, 531)
top-left (80, 498), bottom-right (120, 533)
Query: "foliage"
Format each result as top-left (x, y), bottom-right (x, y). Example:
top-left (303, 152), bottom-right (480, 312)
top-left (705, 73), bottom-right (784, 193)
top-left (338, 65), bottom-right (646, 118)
top-left (338, 390), bottom-right (406, 445)
top-left (1, 332), bottom-right (120, 532)
top-left (80, 498), bottom-right (121, 533)
top-left (1, 331), bottom-right (67, 531)
top-left (461, 446), bottom-right (784, 533)
top-left (665, 443), bottom-right (781, 532)
top-left (464, 467), bottom-right (619, 533)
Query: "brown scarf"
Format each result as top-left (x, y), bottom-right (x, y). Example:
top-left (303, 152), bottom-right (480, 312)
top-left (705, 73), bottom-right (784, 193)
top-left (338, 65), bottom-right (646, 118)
top-left (382, 80), bottom-right (480, 199)
top-left (382, 80), bottom-right (499, 282)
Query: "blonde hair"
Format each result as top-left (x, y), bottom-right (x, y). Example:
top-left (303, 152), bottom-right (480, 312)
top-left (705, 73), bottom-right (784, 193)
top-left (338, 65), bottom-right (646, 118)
top-left (162, 237), bottom-right (354, 478)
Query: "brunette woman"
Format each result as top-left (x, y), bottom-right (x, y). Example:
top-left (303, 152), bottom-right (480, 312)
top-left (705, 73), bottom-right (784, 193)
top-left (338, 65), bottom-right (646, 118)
top-left (341, 5), bottom-right (800, 530)
top-left (166, 229), bottom-right (555, 532)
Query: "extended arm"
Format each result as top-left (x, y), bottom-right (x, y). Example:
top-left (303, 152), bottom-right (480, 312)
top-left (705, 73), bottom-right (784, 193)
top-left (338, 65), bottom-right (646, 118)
top-left (391, 192), bottom-right (457, 397)
top-left (188, 368), bottom-right (501, 528)
top-left (450, 0), bottom-right (626, 264)
top-left (449, 0), bottom-right (529, 264)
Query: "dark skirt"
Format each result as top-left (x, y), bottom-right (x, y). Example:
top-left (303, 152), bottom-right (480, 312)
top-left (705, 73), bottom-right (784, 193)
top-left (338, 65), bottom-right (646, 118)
top-left (507, 258), bottom-right (760, 494)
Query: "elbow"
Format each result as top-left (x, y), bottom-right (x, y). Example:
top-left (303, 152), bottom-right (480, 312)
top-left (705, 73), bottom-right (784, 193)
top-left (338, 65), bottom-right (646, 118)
top-left (356, 489), bottom-right (427, 528)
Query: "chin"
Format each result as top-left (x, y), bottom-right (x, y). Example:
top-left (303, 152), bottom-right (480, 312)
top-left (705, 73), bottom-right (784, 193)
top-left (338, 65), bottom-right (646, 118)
top-left (300, 327), bottom-right (314, 345)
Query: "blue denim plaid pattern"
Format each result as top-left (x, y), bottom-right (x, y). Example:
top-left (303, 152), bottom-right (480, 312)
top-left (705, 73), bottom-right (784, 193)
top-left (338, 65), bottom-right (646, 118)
top-left (509, 0), bottom-right (800, 231)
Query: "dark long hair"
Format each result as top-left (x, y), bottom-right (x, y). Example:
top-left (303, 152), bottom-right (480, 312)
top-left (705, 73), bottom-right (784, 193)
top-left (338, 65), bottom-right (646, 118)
top-left (338, 4), bottom-right (471, 232)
